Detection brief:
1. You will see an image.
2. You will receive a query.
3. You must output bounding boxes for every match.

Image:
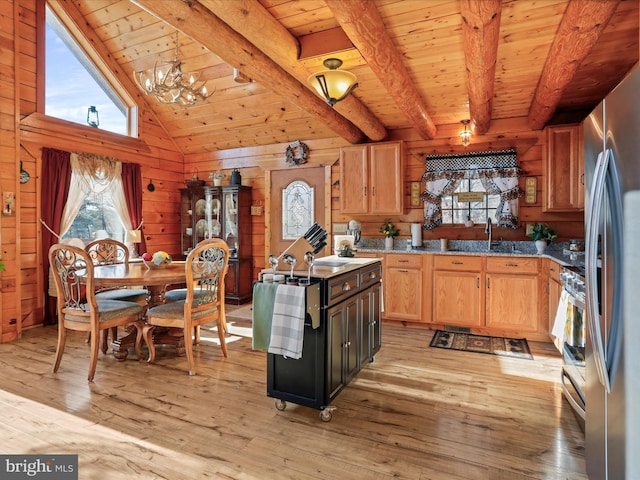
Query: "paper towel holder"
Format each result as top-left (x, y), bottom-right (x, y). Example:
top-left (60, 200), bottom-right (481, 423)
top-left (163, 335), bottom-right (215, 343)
top-left (411, 223), bottom-right (423, 249)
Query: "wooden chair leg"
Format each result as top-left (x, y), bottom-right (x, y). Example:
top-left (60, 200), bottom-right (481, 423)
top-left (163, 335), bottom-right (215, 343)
top-left (87, 328), bottom-right (100, 382)
top-left (193, 325), bottom-right (200, 345)
top-left (100, 329), bottom-right (109, 354)
top-left (133, 320), bottom-right (146, 360)
top-left (142, 324), bottom-right (156, 363)
top-left (217, 317), bottom-right (228, 358)
top-left (183, 324), bottom-right (196, 375)
top-left (52, 326), bottom-right (67, 373)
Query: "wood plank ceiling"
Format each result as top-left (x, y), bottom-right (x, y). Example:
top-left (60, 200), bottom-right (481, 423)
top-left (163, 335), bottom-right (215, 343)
top-left (56, 0), bottom-right (638, 155)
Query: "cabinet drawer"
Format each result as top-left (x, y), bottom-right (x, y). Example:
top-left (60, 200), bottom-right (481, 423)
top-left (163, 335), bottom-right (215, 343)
top-left (486, 257), bottom-right (539, 274)
top-left (548, 259), bottom-right (562, 282)
top-left (385, 254), bottom-right (422, 268)
top-left (326, 272), bottom-right (360, 306)
top-left (360, 264), bottom-right (382, 289)
top-left (433, 255), bottom-right (482, 271)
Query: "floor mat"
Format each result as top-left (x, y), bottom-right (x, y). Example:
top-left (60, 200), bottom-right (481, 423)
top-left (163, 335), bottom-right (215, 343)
top-left (429, 330), bottom-right (533, 360)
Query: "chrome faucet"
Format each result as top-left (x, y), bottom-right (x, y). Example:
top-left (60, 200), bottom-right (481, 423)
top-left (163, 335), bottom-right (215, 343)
top-left (485, 218), bottom-right (494, 251)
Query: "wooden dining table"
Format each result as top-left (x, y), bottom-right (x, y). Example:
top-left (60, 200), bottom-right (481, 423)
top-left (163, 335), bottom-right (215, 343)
top-left (91, 261), bottom-right (187, 360)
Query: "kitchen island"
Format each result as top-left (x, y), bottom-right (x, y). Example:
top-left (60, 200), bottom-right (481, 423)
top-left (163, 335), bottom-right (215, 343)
top-left (257, 256), bottom-right (382, 421)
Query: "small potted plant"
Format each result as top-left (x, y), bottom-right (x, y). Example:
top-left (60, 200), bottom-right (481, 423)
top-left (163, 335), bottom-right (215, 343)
top-left (210, 170), bottom-right (225, 186)
top-left (379, 219), bottom-right (399, 250)
top-left (527, 223), bottom-right (557, 254)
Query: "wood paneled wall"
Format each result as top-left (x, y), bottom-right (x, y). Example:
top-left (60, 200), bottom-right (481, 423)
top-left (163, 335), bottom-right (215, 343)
top-left (184, 117), bottom-right (585, 277)
top-left (4, 0), bottom-right (185, 340)
top-left (1, 0), bottom-right (584, 341)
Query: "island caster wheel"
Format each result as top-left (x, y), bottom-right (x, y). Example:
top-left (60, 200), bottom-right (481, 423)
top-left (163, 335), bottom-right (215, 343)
top-left (320, 407), bottom-right (335, 422)
top-left (275, 399), bottom-right (287, 411)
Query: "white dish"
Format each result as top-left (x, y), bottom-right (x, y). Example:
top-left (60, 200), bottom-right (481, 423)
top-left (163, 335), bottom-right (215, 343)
top-left (195, 199), bottom-right (206, 216)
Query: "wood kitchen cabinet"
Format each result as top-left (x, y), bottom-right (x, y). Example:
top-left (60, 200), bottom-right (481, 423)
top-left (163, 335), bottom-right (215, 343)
top-left (432, 255), bottom-right (484, 327)
top-left (543, 124), bottom-right (584, 212)
top-left (339, 141), bottom-right (404, 215)
top-left (485, 257), bottom-right (541, 334)
top-left (327, 294), bottom-right (359, 399)
top-left (383, 253), bottom-right (423, 322)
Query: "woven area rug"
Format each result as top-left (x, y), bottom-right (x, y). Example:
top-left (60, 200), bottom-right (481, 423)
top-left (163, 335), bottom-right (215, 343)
top-left (429, 330), bottom-right (533, 360)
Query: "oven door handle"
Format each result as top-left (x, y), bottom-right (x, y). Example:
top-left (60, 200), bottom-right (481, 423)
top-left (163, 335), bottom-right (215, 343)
top-left (561, 369), bottom-right (585, 420)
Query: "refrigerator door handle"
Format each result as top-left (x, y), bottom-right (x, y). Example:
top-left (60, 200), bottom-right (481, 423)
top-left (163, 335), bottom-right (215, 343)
top-left (586, 148), bottom-right (625, 393)
top-left (586, 151), bottom-right (608, 389)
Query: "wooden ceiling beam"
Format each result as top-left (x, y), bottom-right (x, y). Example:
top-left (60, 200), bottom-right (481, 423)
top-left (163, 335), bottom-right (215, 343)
top-left (131, 0), bottom-right (366, 145)
top-left (200, 0), bottom-right (387, 141)
top-left (460, 0), bottom-right (502, 135)
top-left (325, 0), bottom-right (437, 140)
top-left (528, 0), bottom-right (620, 130)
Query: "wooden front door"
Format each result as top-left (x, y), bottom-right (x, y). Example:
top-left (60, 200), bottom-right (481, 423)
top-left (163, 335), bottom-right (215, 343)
top-left (268, 166), bottom-right (330, 259)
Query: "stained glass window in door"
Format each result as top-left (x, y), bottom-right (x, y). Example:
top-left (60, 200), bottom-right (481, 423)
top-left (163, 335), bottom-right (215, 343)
top-left (282, 180), bottom-right (314, 240)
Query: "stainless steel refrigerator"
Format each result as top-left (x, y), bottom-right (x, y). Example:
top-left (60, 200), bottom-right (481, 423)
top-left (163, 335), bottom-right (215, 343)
top-left (583, 65), bottom-right (640, 480)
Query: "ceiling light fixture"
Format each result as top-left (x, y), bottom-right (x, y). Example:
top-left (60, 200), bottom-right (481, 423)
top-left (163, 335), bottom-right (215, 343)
top-left (307, 58), bottom-right (358, 107)
top-left (460, 119), bottom-right (472, 147)
top-left (133, 32), bottom-right (213, 106)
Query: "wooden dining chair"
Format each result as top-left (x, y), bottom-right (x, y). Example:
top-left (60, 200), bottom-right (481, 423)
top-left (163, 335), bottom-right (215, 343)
top-left (85, 238), bottom-right (149, 304)
top-left (49, 244), bottom-right (145, 382)
top-left (137, 238), bottom-right (230, 375)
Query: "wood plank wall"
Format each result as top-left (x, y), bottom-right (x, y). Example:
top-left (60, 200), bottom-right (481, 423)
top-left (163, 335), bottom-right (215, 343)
top-left (185, 119), bottom-right (584, 278)
top-left (2, 0), bottom-right (584, 340)
top-left (4, 0), bottom-right (186, 341)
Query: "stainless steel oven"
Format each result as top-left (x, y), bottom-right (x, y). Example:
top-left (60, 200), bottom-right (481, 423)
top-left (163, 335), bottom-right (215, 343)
top-left (558, 266), bottom-right (586, 429)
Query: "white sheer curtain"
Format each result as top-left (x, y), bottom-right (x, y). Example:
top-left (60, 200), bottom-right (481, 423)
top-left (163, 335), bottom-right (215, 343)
top-left (59, 153), bottom-right (133, 237)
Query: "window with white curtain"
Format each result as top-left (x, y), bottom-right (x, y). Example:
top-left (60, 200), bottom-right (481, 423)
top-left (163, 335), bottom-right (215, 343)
top-left (420, 149), bottom-right (524, 229)
top-left (60, 154), bottom-right (133, 245)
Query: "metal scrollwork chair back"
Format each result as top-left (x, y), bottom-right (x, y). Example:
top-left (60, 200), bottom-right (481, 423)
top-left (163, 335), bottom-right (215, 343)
top-left (49, 244), bottom-right (144, 382)
top-left (138, 239), bottom-right (230, 375)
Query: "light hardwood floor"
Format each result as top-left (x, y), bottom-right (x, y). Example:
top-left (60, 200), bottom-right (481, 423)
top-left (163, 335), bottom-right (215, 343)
top-left (0, 306), bottom-right (586, 480)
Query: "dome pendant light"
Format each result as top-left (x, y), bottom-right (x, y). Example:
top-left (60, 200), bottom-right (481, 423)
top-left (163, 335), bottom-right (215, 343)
top-left (307, 58), bottom-right (358, 107)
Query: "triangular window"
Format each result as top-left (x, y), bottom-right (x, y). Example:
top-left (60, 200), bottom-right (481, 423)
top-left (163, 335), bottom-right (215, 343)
top-left (45, 3), bottom-right (135, 136)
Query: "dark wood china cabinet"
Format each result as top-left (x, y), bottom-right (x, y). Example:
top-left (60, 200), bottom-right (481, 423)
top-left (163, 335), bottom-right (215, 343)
top-left (180, 185), bottom-right (252, 304)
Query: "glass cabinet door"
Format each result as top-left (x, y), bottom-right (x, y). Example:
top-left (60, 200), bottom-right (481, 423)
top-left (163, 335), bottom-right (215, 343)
top-left (223, 189), bottom-right (239, 257)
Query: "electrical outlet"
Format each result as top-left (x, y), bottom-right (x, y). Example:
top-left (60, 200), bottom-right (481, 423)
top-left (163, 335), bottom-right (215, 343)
top-left (333, 223), bottom-right (348, 233)
top-left (526, 223), bottom-right (534, 236)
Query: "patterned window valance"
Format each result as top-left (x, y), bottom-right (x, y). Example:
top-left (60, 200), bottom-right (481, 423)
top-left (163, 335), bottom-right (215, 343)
top-left (419, 149), bottom-right (524, 229)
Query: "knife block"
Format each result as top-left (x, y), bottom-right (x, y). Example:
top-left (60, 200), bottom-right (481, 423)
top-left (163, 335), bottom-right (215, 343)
top-left (277, 236), bottom-right (314, 264)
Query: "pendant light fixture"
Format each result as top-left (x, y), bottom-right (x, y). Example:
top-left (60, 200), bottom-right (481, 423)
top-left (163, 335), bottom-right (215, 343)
top-left (307, 58), bottom-right (358, 107)
top-left (460, 119), bottom-right (472, 147)
top-left (133, 32), bottom-right (213, 106)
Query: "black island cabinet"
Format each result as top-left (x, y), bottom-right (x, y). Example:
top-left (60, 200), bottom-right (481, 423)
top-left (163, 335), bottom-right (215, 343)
top-left (266, 259), bottom-right (382, 421)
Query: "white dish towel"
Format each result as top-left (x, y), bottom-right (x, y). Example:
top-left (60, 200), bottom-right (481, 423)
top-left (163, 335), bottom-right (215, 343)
top-left (551, 289), bottom-right (570, 343)
top-left (268, 285), bottom-right (306, 359)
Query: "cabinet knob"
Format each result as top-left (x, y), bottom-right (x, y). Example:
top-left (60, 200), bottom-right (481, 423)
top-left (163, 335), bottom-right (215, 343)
top-left (342, 282), bottom-right (351, 292)
top-left (452, 261), bottom-right (463, 265)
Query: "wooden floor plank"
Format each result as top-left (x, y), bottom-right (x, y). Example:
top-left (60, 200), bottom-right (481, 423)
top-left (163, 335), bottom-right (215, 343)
top-left (0, 310), bottom-right (587, 479)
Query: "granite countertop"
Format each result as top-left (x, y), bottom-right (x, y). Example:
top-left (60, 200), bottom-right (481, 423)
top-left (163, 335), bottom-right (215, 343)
top-left (353, 239), bottom-right (584, 269)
